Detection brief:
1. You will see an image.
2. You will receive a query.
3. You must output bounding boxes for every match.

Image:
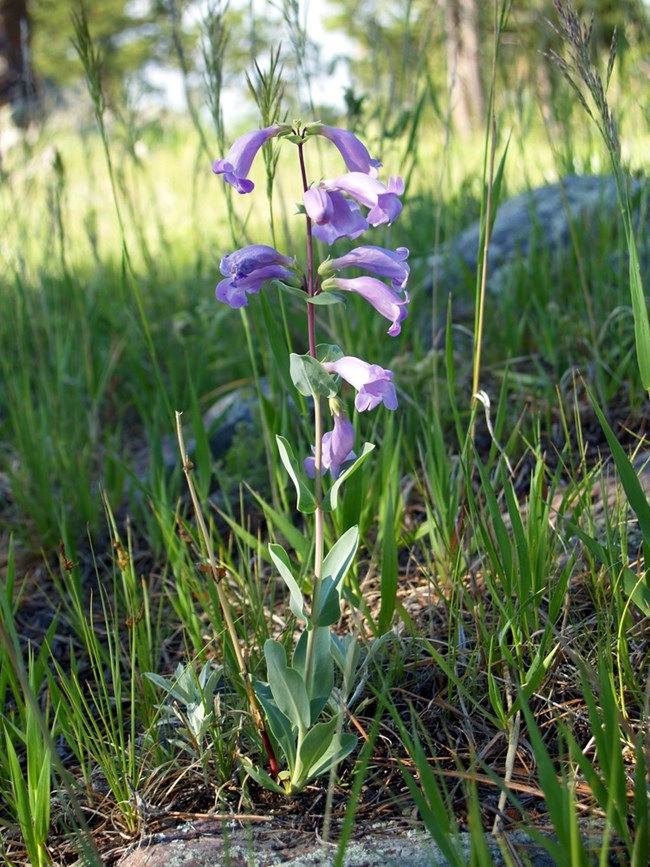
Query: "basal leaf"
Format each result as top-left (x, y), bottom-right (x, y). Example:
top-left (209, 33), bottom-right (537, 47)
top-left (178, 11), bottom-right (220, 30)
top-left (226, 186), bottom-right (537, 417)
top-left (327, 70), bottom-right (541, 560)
top-left (264, 639), bottom-right (310, 732)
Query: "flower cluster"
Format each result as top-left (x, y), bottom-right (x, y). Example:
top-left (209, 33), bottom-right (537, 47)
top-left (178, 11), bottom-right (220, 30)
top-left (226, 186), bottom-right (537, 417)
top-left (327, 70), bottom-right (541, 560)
top-left (213, 123), bottom-right (410, 478)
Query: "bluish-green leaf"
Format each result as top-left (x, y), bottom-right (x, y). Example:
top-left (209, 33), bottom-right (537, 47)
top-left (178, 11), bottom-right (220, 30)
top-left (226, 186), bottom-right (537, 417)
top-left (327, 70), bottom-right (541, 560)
top-left (313, 526), bottom-right (359, 627)
top-left (276, 435), bottom-right (317, 514)
top-left (289, 353), bottom-right (338, 398)
top-left (307, 292), bottom-right (346, 306)
top-left (269, 543), bottom-right (307, 621)
top-left (301, 730), bottom-right (357, 784)
top-left (294, 717), bottom-right (338, 783)
top-left (264, 639), bottom-right (310, 732)
top-left (622, 567), bottom-right (650, 617)
top-left (293, 627), bottom-right (334, 722)
top-left (272, 280), bottom-right (308, 303)
top-left (322, 443), bottom-right (375, 511)
top-left (255, 681), bottom-right (297, 768)
top-left (316, 343), bottom-right (344, 363)
top-left (591, 396), bottom-right (650, 556)
top-left (240, 756), bottom-right (287, 795)
top-left (627, 234), bottom-right (650, 391)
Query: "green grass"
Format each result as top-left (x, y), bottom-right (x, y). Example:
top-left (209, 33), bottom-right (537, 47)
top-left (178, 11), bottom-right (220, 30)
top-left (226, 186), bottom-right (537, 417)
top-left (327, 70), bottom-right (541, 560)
top-left (1, 4), bottom-right (650, 863)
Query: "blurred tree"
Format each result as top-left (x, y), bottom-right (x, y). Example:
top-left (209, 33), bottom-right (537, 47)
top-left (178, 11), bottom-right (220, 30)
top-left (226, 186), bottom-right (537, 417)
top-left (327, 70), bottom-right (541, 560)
top-left (326, 0), bottom-right (650, 135)
top-left (0, 0), bottom-right (37, 124)
top-left (30, 0), bottom-right (177, 97)
top-left (445, 0), bottom-right (485, 136)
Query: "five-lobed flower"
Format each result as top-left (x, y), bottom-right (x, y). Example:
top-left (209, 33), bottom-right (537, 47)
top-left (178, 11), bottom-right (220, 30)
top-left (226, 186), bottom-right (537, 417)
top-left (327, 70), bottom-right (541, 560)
top-left (212, 124), bottom-right (284, 193)
top-left (304, 408), bottom-right (356, 479)
top-left (322, 275), bottom-right (410, 337)
top-left (303, 188), bottom-right (368, 245)
top-left (319, 245), bottom-right (409, 291)
top-left (216, 244), bottom-right (297, 308)
top-left (323, 356), bottom-right (398, 412)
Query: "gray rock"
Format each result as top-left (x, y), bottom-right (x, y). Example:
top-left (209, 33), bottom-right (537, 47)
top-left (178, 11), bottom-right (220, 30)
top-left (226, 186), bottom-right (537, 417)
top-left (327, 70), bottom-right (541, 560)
top-left (427, 174), bottom-right (644, 294)
top-left (117, 820), bottom-right (563, 866)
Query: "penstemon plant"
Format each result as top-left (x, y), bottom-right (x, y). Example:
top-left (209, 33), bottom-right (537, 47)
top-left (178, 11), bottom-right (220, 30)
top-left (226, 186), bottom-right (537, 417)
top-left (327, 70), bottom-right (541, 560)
top-left (211, 121), bottom-right (409, 795)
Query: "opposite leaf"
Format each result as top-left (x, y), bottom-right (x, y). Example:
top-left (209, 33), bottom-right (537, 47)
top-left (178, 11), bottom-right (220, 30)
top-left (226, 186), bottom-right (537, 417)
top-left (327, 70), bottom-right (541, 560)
top-left (269, 543), bottom-right (307, 622)
top-left (264, 639), bottom-right (310, 732)
top-left (276, 435), bottom-right (317, 514)
top-left (290, 353), bottom-right (339, 399)
top-left (293, 627), bottom-right (334, 723)
top-left (313, 525), bottom-right (359, 627)
top-left (322, 443), bottom-right (375, 511)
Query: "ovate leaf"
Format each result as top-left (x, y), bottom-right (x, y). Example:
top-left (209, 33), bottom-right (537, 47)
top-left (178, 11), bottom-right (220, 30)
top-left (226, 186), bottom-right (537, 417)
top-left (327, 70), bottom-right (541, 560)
top-left (322, 443), bottom-right (375, 511)
top-left (289, 353), bottom-right (338, 398)
top-left (313, 526), bottom-right (359, 627)
top-left (264, 640), bottom-right (310, 732)
top-left (269, 543), bottom-right (307, 621)
top-left (276, 435), bottom-right (317, 514)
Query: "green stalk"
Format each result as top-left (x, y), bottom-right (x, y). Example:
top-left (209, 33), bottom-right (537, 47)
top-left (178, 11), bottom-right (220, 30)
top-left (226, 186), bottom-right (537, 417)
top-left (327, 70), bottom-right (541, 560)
top-left (297, 139), bottom-right (323, 697)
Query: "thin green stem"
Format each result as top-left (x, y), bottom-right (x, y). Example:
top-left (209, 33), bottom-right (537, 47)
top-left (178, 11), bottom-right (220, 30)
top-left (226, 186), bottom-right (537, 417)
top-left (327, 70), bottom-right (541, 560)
top-left (298, 138), bottom-right (324, 695)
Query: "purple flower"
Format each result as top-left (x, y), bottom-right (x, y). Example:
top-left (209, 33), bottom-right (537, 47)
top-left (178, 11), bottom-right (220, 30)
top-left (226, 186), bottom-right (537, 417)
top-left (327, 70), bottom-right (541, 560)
top-left (304, 188), bottom-right (368, 245)
top-left (324, 276), bottom-right (410, 336)
top-left (323, 356), bottom-right (398, 412)
top-left (321, 245), bottom-right (410, 291)
top-left (216, 244), bottom-right (295, 308)
top-left (321, 172), bottom-right (404, 226)
top-left (304, 411), bottom-right (356, 480)
top-left (318, 126), bottom-right (382, 176)
top-left (212, 124), bottom-right (282, 193)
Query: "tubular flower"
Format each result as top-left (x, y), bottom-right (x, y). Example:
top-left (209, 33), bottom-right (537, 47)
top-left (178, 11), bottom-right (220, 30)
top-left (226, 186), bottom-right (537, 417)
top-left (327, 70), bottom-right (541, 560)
top-left (212, 124), bottom-right (282, 193)
top-left (321, 172), bottom-right (404, 226)
top-left (216, 244), bottom-right (295, 308)
top-left (304, 188), bottom-right (368, 245)
top-left (320, 245), bottom-right (410, 291)
top-left (323, 276), bottom-right (410, 336)
top-left (323, 356), bottom-right (397, 412)
top-left (318, 125), bottom-right (382, 176)
top-left (304, 411), bottom-right (356, 480)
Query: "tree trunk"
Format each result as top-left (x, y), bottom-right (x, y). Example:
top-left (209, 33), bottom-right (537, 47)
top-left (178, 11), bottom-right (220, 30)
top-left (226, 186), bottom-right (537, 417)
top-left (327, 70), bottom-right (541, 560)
top-left (0, 0), bottom-right (36, 125)
top-left (445, 0), bottom-right (485, 137)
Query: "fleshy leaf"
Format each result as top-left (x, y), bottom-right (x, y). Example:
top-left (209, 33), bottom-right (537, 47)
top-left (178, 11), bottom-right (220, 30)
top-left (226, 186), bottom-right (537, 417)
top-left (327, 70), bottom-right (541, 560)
top-left (307, 292), bottom-right (346, 306)
top-left (322, 443), bottom-right (375, 511)
top-left (269, 543), bottom-right (307, 622)
top-left (316, 343), bottom-right (345, 364)
top-left (272, 280), bottom-right (308, 302)
top-left (240, 756), bottom-right (287, 795)
top-left (264, 639), bottom-right (310, 732)
top-left (289, 353), bottom-right (339, 398)
top-left (276, 435), bottom-right (317, 514)
top-left (293, 627), bottom-right (334, 722)
top-left (300, 728), bottom-right (357, 785)
top-left (294, 717), bottom-right (338, 785)
top-left (313, 525), bottom-right (359, 627)
top-left (255, 681), bottom-right (296, 767)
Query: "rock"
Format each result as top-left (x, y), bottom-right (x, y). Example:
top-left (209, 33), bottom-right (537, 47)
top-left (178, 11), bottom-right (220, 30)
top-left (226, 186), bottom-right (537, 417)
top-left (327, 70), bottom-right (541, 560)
top-left (117, 820), bottom-right (560, 866)
top-left (427, 174), bottom-right (643, 294)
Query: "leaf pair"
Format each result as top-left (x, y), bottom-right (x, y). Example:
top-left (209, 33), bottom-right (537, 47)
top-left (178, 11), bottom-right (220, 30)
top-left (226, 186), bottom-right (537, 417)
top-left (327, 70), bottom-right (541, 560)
top-left (255, 636), bottom-right (356, 795)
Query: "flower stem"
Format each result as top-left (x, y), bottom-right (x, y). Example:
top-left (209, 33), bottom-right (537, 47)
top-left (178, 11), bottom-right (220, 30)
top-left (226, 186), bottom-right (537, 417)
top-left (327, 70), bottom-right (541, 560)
top-left (298, 138), bottom-right (324, 695)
